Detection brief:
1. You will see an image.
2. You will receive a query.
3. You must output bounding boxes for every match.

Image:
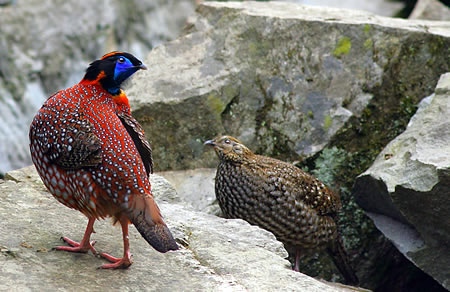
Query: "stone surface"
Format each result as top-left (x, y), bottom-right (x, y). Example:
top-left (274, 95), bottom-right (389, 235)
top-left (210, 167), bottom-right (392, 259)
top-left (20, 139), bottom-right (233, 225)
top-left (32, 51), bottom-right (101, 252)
top-left (281, 0), bottom-right (404, 17)
top-left (2, 1), bottom-right (449, 290)
top-left (160, 168), bottom-right (220, 215)
top-left (409, 0), bottom-right (450, 21)
top-left (353, 73), bottom-right (450, 290)
top-left (128, 1), bottom-right (450, 171)
top-left (0, 166), bottom-right (360, 291)
top-left (124, 2), bottom-right (449, 290)
top-left (0, 0), bottom-right (195, 174)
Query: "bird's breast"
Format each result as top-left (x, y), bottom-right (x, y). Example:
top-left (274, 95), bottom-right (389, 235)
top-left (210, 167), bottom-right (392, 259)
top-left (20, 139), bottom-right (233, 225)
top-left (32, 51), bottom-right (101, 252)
top-left (30, 84), bottom-right (150, 218)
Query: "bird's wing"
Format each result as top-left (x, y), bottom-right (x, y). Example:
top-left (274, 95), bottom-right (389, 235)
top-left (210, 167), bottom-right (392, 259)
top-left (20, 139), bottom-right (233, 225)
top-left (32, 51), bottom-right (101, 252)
top-left (258, 155), bottom-right (341, 215)
top-left (294, 175), bottom-right (342, 215)
top-left (117, 112), bottom-right (153, 176)
top-left (30, 106), bottom-right (102, 170)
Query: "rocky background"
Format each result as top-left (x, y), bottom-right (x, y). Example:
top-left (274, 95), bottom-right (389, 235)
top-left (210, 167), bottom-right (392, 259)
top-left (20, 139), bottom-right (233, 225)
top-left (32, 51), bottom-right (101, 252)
top-left (1, 0), bottom-right (449, 291)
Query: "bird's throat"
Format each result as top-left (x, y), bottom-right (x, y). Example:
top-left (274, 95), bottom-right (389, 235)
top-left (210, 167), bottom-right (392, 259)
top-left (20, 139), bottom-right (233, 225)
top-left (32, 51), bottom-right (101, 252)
top-left (113, 90), bottom-right (131, 112)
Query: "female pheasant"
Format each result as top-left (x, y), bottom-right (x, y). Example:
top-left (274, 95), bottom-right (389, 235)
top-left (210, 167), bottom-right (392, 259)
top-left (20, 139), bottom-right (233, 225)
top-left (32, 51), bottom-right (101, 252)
top-left (29, 51), bottom-right (178, 269)
top-left (205, 136), bottom-right (358, 284)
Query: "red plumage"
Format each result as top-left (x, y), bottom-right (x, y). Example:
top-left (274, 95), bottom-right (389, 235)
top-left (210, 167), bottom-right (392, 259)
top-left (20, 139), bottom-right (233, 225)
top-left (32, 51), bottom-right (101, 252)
top-left (29, 52), bottom-right (178, 269)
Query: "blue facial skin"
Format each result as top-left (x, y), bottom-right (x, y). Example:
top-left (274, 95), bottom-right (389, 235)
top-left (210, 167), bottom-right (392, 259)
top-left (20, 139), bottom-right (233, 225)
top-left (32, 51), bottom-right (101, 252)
top-left (114, 57), bottom-right (140, 86)
top-left (82, 52), bottom-right (146, 96)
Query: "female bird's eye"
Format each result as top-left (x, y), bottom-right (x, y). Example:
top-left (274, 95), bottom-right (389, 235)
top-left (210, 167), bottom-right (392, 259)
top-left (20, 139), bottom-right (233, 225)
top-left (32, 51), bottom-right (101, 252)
top-left (118, 57), bottom-right (125, 63)
top-left (224, 139), bottom-right (231, 144)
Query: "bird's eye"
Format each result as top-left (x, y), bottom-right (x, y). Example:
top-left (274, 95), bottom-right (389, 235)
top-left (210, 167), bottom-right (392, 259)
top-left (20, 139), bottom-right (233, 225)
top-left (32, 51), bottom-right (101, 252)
top-left (224, 139), bottom-right (231, 144)
top-left (118, 57), bottom-right (125, 63)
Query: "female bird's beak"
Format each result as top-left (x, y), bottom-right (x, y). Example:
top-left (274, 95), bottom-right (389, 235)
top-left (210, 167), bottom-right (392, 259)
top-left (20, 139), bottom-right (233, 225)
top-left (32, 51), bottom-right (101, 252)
top-left (204, 140), bottom-right (216, 146)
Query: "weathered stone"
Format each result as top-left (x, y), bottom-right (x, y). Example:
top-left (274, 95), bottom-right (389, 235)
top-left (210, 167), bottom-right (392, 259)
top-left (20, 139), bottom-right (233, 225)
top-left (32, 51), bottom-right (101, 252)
top-left (2, 1), bottom-right (449, 290)
top-left (284, 0), bottom-right (404, 17)
top-left (0, 0), bottom-right (195, 174)
top-left (124, 3), bottom-right (450, 290)
top-left (128, 1), bottom-right (450, 171)
top-left (409, 0), bottom-right (450, 21)
top-left (0, 166), bottom-right (361, 291)
top-left (353, 73), bottom-right (450, 290)
top-left (159, 168), bottom-right (220, 215)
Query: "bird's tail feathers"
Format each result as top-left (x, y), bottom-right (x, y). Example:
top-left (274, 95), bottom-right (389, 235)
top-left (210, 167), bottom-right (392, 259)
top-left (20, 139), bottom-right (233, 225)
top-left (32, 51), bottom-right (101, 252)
top-left (126, 195), bottom-right (178, 253)
top-left (327, 233), bottom-right (359, 285)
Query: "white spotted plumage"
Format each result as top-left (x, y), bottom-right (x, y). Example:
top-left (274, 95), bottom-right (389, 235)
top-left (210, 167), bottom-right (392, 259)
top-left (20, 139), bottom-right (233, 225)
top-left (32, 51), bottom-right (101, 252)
top-left (30, 83), bottom-right (149, 219)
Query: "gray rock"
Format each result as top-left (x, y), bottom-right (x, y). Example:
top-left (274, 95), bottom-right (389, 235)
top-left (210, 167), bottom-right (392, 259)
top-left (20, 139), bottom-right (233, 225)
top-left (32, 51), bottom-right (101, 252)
top-left (159, 168), bottom-right (220, 215)
top-left (0, 0), bottom-right (195, 174)
top-left (2, 0), bottom-right (449, 289)
top-left (409, 0), bottom-right (450, 21)
top-left (353, 73), bottom-right (450, 289)
top-left (124, 2), bottom-right (449, 289)
top-left (0, 0), bottom-right (15, 6)
top-left (127, 1), bottom-right (450, 171)
top-left (0, 166), bottom-right (360, 291)
top-left (279, 0), bottom-right (404, 17)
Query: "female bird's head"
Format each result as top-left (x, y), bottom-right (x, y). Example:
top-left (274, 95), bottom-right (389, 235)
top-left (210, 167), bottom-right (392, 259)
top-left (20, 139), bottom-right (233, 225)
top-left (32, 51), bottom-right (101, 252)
top-left (204, 135), bottom-right (253, 162)
top-left (82, 51), bottom-right (147, 95)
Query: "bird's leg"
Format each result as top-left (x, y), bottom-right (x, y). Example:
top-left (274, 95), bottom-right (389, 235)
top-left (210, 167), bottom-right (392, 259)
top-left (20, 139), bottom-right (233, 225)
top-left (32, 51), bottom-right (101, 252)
top-left (55, 217), bottom-right (97, 254)
top-left (293, 249), bottom-right (301, 272)
top-left (98, 215), bottom-right (133, 269)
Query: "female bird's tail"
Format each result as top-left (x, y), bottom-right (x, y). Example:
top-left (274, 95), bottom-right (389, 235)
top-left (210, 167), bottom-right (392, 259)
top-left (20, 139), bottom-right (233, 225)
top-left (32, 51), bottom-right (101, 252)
top-left (326, 233), bottom-right (359, 285)
top-left (126, 195), bottom-right (178, 253)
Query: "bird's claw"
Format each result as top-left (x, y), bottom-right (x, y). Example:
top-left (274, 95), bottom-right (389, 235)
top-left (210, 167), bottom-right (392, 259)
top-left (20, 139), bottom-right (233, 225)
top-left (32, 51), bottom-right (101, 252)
top-left (97, 252), bottom-right (133, 269)
top-left (54, 237), bottom-right (97, 254)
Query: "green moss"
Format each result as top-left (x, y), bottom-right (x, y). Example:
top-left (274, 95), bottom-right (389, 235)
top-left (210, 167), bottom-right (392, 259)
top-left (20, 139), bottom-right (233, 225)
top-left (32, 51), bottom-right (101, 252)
top-left (362, 25), bottom-right (373, 51)
top-left (425, 35), bottom-right (449, 68)
top-left (206, 93), bottom-right (226, 115)
top-left (333, 37), bottom-right (352, 58)
top-left (311, 147), bottom-right (348, 187)
top-left (399, 95), bottom-right (417, 117)
top-left (323, 115), bottom-right (333, 131)
top-left (247, 40), bottom-right (271, 59)
top-left (364, 38), bottom-right (373, 50)
top-left (287, 48), bottom-right (296, 59)
top-left (237, 27), bottom-right (274, 66)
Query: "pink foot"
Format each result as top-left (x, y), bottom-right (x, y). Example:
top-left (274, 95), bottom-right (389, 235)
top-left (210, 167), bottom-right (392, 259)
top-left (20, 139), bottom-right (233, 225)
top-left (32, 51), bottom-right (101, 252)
top-left (55, 236), bottom-right (97, 254)
top-left (98, 251), bottom-right (133, 269)
top-left (293, 249), bottom-right (301, 272)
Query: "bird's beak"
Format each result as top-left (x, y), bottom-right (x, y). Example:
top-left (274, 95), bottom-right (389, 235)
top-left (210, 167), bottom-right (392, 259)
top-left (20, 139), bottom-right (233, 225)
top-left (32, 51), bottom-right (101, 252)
top-left (204, 140), bottom-right (215, 146)
top-left (139, 64), bottom-right (147, 70)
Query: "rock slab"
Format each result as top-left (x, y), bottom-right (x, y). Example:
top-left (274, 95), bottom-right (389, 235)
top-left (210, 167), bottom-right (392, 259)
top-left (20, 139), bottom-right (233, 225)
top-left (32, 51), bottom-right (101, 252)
top-left (0, 166), bottom-right (360, 291)
top-left (354, 73), bottom-right (450, 290)
top-left (128, 1), bottom-right (450, 171)
top-left (0, 0), bottom-right (195, 174)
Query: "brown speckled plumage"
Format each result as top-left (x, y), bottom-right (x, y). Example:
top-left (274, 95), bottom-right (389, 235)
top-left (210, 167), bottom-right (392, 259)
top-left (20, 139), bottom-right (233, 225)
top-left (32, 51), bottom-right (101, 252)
top-left (205, 135), bottom-right (358, 284)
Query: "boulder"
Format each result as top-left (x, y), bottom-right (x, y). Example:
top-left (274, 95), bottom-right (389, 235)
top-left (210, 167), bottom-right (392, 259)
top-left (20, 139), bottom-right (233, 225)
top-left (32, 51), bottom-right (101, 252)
top-left (159, 168), bottom-right (220, 215)
top-left (354, 73), bottom-right (450, 289)
top-left (284, 0), bottom-right (404, 16)
top-left (2, 1), bottom-right (450, 290)
top-left (128, 1), bottom-right (450, 171)
top-left (0, 0), bottom-right (195, 174)
top-left (124, 2), bottom-right (449, 290)
top-left (0, 166), bottom-right (361, 291)
top-left (409, 0), bottom-right (450, 21)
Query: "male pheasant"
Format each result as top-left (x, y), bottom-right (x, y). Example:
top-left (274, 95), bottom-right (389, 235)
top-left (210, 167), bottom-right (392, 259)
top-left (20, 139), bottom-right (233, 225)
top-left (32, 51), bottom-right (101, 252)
top-left (29, 51), bottom-right (178, 269)
top-left (205, 135), bottom-right (358, 284)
